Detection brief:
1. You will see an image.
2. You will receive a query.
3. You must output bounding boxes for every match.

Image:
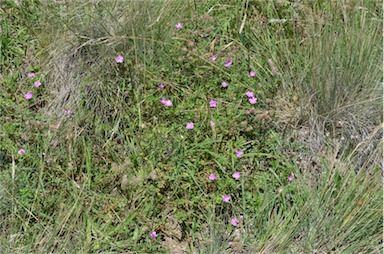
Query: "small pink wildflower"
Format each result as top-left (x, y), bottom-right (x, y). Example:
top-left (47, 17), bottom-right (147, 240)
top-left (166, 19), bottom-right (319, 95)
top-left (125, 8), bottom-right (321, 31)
top-left (18, 149), bottom-right (26, 155)
top-left (115, 55), bottom-right (124, 63)
top-left (249, 97), bottom-right (257, 104)
top-left (175, 22), bottom-right (183, 29)
top-left (65, 108), bottom-right (72, 114)
top-left (27, 72), bottom-right (35, 78)
top-left (161, 98), bottom-right (172, 107)
top-left (150, 231), bottom-right (158, 238)
top-left (249, 70), bottom-right (256, 77)
top-left (224, 59), bottom-right (232, 67)
top-left (222, 195), bottom-right (230, 203)
top-left (235, 150), bottom-right (243, 158)
top-left (211, 55), bottom-right (217, 61)
top-left (288, 175), bottom-right (294, 181)
top-left (24, 92), bottom-right (33, 100)
top-left (158, 83), bottom-right (164, 89)
top-left (228, 242), bottom-right (233, 246)
top-left (164, 100), bottom-right (172, 106)
top-left (210, 120), bottom-right (215, 127)
top-left (232, 171), bottom-right (240, 180)
top-left (230, 218), bottom-right (239, 227)
top-left (209, 100), bottom-right (217, 108)
top-left (221, 81), bottom-right (228, 87)
top-left (245, 91), bottom-right (254, 98)
top-left (34, 81), bottom-right (41, 87)
top-left (209, 174), bottom-right (216, 181)
top-left (186, 122), bottom-right (194, 129)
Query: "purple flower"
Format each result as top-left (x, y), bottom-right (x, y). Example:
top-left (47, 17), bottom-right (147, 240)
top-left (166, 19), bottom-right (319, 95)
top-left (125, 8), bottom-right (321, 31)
top-left (230, 218), bottom-right (239, 227)
top-left (24, 92), bottom-right (33, 100)
top-left (175, 22), bottom-right (183, 29)
top-left (221, 81), bottom-right (228, 87)
top-left (245, 91), bottom-right (254, 98)
top-left (232, 172), bottom-right (240, 180)
top-left (27, 72), bottom-right (35, 78)
top-left (235, 150), bottom-right (243, 158)
top-left (211, 55), bottom-right (217, 61)
top-left (65, 108), bottom-right (72, 114)
top-left (228, 242), bottom-right (233, 246)
top-left (18, 149), bottom-right (26, 155)
top-left (288, 175), bottom-right (294, 181)
top-left (209, 174), bottom-right (216, 181)
top-left (249, 70), bottom-right (256, 77)
top-left (115, 55), bottom-right (124, 63)
top-left (222, 195), bottom-right (230, 203)
top-left (209, 100), bottom-right (217, 108)
top-left (224, 59), bottom-right (232, 67)
top-left (34, 81), bottom-right (41, 87)
top-left (249, 97), bottom-right (257, 104)
top-left (186, 122), bottom-right (194, 129)
top-left (210, 120), bottom-right (215, 127)
top-left (158, 83), bottom-right (164, 89)
top-left (150, 231), bottom-right (158, 238)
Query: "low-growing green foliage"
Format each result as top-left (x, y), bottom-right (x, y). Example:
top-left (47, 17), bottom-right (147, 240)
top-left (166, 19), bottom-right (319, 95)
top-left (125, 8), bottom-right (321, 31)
top-left (0, 0), bottom-right (382, 253)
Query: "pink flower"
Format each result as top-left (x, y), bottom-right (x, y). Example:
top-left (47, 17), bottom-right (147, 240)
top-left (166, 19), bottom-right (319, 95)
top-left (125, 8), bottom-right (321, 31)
top-left (150, 231), bottom-right (158, 238)
top-left (24, 92), bottom-right (33, 100)
top-left (235, 150), bottom-right (243, 158)
top-left (161, 98), bottom-right (172, 107)
top-left (65, 108), bottom-right (72, 114)
top-left (209, 174), bottom-right (216, 181)
top-left (245, 91), bottom-right (254, 98)
top-left (288, 175), bottom-right (294, 181)
top-left (186, 122), bottom-right (194, 129)
top-left (18, 149), bottom-right (26, 155)
top-left (211, 55), bottom-right (217, 61)
top-left (209, 100), bottom-right (217, 108)
top-left (221, 81), bottom-right (228, 87)
top-left (249, 97), bottom-right (257, 104)
top-left (222, 195), bottom-right (230, 203)
top-left (27, 72), bottom-right (35, 78)
top-left (210, 120), bottom-right (215, 127)
top-left (158, 83), bottom-right (164, 89)
top-left (232, 171), bottom-right (240, 180)
top-left (164, 100), bottom-right (172, 106)
top-left (224, 59), bottom-right (232, 67)
top-left (230, 218), bottom-right (239, 227)
top-left (228, 242), bottom-right (233, 246)
top-left (175, 22), bottom-right (183, 29)
top-left (115, 55), bottom-right (124, 63)
top-left (34, 81), bottom-right (41, 87)
top-left (249, 70), bottom-right (256, 77)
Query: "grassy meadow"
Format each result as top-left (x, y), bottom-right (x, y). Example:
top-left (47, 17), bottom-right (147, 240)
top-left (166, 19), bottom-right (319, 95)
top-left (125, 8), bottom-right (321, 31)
top-left (0, 0), bottom-right (382, 253)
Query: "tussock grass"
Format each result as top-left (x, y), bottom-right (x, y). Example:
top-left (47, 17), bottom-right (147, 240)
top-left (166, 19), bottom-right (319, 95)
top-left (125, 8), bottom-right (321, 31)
top-left (271, 1), bottom-right (382, 145)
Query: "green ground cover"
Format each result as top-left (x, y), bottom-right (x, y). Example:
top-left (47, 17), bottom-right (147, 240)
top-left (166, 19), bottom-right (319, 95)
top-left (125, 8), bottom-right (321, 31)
top-left (0, 0), bottom-right (382, 253)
